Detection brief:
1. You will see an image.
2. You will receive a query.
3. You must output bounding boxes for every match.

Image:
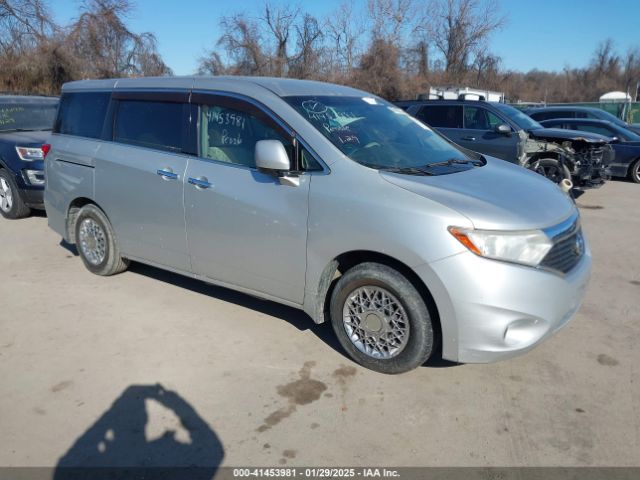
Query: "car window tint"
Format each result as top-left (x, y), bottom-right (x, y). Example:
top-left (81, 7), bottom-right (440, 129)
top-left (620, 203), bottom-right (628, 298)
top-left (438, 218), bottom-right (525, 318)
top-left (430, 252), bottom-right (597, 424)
top-left (55, 92), bottom-right (110, 139)
top-left (464, 107), bottom-right (501, 130)
top-left (575, 124), bottom-right (614, 136)
top-left (114, 100), bottom-right (184, 152)
top-left (416, 105), bottom-right (463, 128)
top-left (199, 104), bottom-right (293, 168)
top-left (300, 146), bottom-right (323, 171)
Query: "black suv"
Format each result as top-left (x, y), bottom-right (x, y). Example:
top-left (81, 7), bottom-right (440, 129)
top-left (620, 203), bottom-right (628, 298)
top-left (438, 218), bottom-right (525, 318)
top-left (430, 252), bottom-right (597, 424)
top-left (405, 99), bottom-right (613, 189)
top-left (0, 95), bottom-right (58, 219)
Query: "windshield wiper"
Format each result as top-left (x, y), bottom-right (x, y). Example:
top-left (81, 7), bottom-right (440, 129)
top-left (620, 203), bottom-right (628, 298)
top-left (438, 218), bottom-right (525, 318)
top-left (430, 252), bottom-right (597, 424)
top-left (379, 166), bottom-right (435, 176)
top-left (426, 158), bottom-right (483, 168)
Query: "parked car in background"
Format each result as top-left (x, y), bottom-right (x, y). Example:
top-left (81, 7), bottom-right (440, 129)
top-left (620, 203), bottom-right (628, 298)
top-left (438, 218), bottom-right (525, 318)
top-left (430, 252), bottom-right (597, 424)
top-left (45, 76), bottom-right (590, 374)
top-left (405, 100), bottom-right (613, 190)
top-left (525, 106), bottom-right (640, 135)
top-left (540, 118), bottom-right (640, 183)
top-left (0, 95), bottom-right (58, 219)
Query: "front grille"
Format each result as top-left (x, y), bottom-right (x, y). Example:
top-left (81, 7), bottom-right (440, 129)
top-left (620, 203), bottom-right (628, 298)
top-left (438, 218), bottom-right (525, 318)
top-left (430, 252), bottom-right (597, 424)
top-left (540, 221), bottom-right (584, 274)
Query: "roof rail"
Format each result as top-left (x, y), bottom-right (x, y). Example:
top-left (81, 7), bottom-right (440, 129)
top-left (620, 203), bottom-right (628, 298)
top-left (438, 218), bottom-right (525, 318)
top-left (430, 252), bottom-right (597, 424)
top-left (458, 93), bottom-right (485, 101)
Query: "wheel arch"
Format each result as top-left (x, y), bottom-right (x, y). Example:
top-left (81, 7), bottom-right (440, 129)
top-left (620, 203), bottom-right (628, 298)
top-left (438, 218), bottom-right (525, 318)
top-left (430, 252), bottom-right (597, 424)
top-left (311, 249), bottom-right (442, 352)
top-left (66, 197), bottom-right (99, 244)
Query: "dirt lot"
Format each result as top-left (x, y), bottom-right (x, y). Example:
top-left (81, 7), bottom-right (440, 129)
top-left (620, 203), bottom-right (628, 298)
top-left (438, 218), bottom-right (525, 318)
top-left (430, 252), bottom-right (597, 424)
top-left (0, 180), bottom-right (638, 469)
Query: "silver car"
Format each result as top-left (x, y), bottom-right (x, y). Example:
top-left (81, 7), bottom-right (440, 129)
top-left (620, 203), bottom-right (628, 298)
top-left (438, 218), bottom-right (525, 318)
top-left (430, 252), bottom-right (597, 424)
top-left (44, 77), bottom-right (591, 373)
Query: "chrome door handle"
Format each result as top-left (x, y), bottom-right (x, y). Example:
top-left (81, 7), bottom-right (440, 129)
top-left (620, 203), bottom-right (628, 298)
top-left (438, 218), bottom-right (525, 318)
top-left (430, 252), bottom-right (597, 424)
top-left (157, 168), bottom-right (178, 180)
top-left (461, 136), bottom-right (476, 141)
top-left (188, 177), bottom-right (212, 189)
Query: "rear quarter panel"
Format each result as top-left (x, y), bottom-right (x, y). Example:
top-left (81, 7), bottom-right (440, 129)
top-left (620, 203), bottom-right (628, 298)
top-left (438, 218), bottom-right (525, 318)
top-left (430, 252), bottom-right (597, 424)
top-left (44, 135), bottom-right (99, 241)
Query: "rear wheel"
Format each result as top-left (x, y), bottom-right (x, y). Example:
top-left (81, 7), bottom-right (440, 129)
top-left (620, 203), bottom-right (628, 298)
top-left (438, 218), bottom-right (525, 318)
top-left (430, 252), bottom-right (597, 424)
top-left (329, 262), bottom-right (434, 374)
top-left (0, 169), bottom-right (31, 219)
top-left (628, 159), bottom-right (640, 184)
top-left (529, 158), bottom-right (572, 185)
top-left (75, 204), bottom-right (129, 276)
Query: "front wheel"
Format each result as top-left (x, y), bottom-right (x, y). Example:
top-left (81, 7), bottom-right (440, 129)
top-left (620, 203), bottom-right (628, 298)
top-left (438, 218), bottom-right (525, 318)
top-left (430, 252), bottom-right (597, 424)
top-left (629, 159), bottom-right (640, 184)
top-left (75, 204), bottom-right (129, 276)
top-left (529, 158), bottom-right (572, 185)
top-left (329, 262), bottom-right (434, 374)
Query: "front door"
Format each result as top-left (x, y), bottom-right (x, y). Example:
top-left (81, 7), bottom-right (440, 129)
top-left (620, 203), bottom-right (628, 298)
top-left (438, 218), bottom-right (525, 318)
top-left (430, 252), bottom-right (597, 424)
top-left (459, 106), bottom-right (519, 161)
top-left (184, 97), bottom-right (310, 304)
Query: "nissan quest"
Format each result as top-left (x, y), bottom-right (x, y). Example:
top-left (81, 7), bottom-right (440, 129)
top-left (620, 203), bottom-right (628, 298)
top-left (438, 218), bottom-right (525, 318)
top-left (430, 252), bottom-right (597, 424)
top-left (44, 77), bottom-right (591, 374)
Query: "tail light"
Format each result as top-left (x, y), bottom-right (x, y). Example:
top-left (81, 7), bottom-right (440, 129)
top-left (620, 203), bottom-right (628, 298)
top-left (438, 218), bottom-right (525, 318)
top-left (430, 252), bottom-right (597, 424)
top-left (15, 144), bottom-right (50, 161)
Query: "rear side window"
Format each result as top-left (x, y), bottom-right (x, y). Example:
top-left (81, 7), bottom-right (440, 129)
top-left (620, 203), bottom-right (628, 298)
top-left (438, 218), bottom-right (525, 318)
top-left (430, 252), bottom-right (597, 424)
top-left (54, 92), bottom-right (110, 139)
top-left (416, 105), bottom-right (463, 128)
top-left (114, 100), bottom-right (185, 152)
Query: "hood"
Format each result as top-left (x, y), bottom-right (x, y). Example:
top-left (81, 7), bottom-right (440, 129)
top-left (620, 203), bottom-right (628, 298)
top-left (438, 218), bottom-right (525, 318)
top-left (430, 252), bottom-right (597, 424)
top-left (379, 157), bottom-right (576, 231)
top-left (0, 130), bottom-right (51, 145)
top-left (529, 127), bottom-right (610, 144)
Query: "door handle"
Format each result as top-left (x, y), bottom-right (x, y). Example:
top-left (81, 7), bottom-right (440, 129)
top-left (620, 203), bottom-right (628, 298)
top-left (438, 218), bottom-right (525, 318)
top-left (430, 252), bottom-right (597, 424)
top-left (461, 136), bottom-right (477, 141)
top-left (188, 176), bottom-right (212, 189)
top-left (157, 168), bottom-right (178, 180)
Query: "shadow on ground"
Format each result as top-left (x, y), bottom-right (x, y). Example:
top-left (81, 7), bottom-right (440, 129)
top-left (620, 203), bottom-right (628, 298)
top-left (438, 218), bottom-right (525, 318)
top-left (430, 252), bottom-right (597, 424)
top-left (127, 262), bottom-right (458, 369)
top-left (54, 384), bottom-right (223, 480)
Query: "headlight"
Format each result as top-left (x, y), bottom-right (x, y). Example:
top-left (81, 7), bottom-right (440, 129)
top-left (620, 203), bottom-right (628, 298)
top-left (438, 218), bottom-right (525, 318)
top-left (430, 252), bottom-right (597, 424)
top-left (448, 226), bottom-right (553, 267)
top-left (15, 146), bottom-right (46, 161)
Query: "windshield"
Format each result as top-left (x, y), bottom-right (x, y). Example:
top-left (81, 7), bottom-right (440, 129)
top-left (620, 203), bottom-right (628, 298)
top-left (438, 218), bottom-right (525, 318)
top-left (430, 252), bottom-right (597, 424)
top-left (493, 103), bottom-right (543, 131)
top-left (0, 100), bottom-right (58, 132)
top-left (284, 95), bottom-right (475, 170)
top-left (612, 123), bottom-right (640, 141)
top-left (595, 109), bottom-right (628, 127)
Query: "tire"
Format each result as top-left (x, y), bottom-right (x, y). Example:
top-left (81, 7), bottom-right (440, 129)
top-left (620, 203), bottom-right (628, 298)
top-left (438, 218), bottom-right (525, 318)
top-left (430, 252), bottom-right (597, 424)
top-left (529, 158), bottom-right (572, 185)
top-left (329, 262), bottom-right (434, 374)
top-left (628, 159), bottom-right (640, 184)
top-left (0, 169), bottom-right (31, 219)
top-left (74, 204), bottom-right (129, 276)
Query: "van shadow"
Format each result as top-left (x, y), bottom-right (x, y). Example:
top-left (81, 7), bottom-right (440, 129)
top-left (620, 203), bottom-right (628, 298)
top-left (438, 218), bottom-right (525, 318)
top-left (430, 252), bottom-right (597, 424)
top-left (128, 262), bottom-right (346, 358)
top-left (128, 263), bottom-right (456, 369)
top-left (54, 384), bottom-right (223, 480)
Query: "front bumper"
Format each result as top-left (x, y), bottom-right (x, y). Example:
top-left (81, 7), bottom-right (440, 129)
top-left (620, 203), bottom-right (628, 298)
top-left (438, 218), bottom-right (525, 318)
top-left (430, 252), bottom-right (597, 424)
top-left (416, 247), bottom-right (591, 363)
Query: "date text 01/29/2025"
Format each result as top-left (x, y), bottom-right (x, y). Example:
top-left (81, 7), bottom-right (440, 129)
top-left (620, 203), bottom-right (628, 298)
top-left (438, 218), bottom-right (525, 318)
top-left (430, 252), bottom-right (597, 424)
top-left (232, 468), bottom-right (401, 478)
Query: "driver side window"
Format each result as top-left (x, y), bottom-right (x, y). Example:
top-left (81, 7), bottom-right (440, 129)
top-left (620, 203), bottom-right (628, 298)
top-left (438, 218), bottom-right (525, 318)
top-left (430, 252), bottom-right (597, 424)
top-left (199, 104), bottom-right (293, 168)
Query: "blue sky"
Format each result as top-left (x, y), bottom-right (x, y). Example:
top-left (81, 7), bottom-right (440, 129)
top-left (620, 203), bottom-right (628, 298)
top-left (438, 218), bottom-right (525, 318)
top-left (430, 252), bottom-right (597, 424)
top-left (52, 0), bottom-right (640, 75)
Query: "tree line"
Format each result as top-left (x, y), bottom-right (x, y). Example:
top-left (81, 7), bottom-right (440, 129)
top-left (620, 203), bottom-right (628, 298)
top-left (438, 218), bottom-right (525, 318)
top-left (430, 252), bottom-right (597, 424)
top-left (1, 0), bottom-right (639, 103)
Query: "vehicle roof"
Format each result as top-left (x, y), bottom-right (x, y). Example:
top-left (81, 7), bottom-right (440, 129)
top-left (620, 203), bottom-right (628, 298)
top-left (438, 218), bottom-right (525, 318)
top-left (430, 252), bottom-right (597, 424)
top-left (525, 106), bottom-right (600, 112)
top-left (541, 118), bottom-right (611, 124)
top-left (405, 99), bottom-right (496, 105)
top-left (61, 76), bottom-right (370, 98)
top-left (0, 94), bottom-right (59, 104)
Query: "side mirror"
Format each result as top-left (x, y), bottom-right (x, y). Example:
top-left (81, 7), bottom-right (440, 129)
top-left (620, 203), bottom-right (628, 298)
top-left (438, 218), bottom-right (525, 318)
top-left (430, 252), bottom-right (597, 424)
top-left (610, 136), bottom-right (620, 143)
top-left (255, 140), bottom-right (291, 172)
top-left (495, 123), bottom-right (511, 135)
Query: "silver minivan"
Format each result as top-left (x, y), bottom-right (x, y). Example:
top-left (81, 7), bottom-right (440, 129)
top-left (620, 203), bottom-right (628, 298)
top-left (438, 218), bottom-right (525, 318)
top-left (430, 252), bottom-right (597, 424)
top-left (44, 77), bottom-right (591, 373)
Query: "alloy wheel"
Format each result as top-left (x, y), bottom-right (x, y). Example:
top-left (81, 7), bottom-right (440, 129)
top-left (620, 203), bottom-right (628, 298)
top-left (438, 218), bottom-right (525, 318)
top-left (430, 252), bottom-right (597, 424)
top-left (342, 286), bottom-right (410, 359)
top-left (78, 218), bottom-right (107, 265)
top-left (0, 177), bottom-right (13, 213)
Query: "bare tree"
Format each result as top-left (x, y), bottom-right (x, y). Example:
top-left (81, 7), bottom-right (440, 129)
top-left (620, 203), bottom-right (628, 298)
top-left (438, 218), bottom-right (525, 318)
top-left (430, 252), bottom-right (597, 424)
top-left (0, 0), bottom-right (54, 53)
top-left (67, 0), bottom-right (170, 78)
top-left (367, 0), bottom-right (414, 44)
top-left (424, 0), bottom-right (505, 83)
top-left (217, 13), bottom-right (268, 75)
top-left (289, 13), bottom-right (323, 79)
top-left (324, 0), bottom-right (365, 74)
top-left (262, 2), bottom-right (299, 77)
